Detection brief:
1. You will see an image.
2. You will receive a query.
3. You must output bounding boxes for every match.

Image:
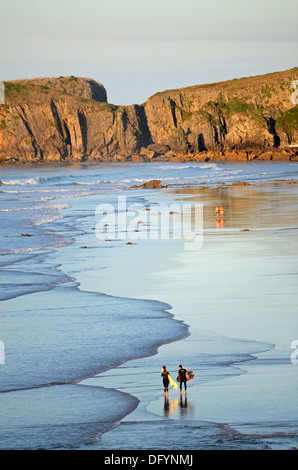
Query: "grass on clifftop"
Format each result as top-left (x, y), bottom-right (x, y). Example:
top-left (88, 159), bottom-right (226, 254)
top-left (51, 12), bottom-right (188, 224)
top-left (3, 81), bottom-right (55, 104)
top-left (151, 67), bottom-right (298, 98)
top-left (2, 77), bottom-right (105, 105)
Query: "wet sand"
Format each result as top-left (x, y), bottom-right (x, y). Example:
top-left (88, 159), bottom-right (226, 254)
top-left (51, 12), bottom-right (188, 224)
top-left (78, 180), bottom-right (298, 449)
top-left (1, 169), bottom-right (297, 450)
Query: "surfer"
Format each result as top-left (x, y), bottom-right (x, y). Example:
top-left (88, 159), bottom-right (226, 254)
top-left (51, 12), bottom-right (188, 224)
top-left (178, 365), bottom-right (187, 394)
top-left (220, 205), bottom-right (225, 216)
top-left (161, 366), bottom-right (170, 395)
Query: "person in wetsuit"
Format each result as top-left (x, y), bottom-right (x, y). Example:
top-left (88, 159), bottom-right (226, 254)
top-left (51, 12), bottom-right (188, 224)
top-left (178, 365), bottom-right (187, 393)
top-left (161, 366), bottom-right (170, 394)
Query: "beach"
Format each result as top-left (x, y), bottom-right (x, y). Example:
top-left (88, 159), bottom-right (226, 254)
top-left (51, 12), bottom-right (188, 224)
top-left (0, 161), bottom-right (298, 450)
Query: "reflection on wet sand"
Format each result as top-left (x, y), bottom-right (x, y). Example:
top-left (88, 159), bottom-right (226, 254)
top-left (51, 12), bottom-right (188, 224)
top-left (164, 395), bottom-right (194, 419)
top-left (216, 206), bottom-right (225, 230)
top-left (170, 180), bottom-right (298, 233)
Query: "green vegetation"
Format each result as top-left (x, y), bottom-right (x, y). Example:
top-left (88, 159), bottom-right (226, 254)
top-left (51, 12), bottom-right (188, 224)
top-left (4, 82), bottom-right (28, 94)
top-left (275, 107), bottom-right (298, 139)
top-left (201, 96), bottom-right (266, 128)
top-left (4, 81), bottom-right (51, 102)
top-left (170, 127), bottom-right (187, 139)
top-left (197, 108), bottom-right (216, 128)
top-left (0, 119), bottom-right (6, 130)
top-left (39, 85), bottom-right (49, 92)
top-left (222, 97), bottom-right (254, 117)
top-left (181, 110), bottom-right (192, 121)
top-left (49, 120), bottom-right (55, 127)
top-left (100, 103), bottom-right (117, 112)
top-left (260, 84), bottom-right (273, 100)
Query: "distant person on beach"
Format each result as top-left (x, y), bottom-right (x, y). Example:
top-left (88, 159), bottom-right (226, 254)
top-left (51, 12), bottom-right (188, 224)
top-left (215, 206), bottom-right (225, 229)
top-left (178, 365), bottom-right (187, 394)
top-left (215, 205), bottom-right (225, 218)
top-left (161, 366), bottom-right (170, 395)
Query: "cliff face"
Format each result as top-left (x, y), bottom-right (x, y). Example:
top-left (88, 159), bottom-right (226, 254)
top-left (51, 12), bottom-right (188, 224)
top-left (0, 69), bottom-right (297, 164)
top-left (0, 76), bottom-right (152, 163)
top-left (144, 68), bottom-right (298, 161)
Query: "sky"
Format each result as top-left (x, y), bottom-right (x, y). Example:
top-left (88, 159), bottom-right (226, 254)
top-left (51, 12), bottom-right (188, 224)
top-left (0, 0), bottom-right (297, 105)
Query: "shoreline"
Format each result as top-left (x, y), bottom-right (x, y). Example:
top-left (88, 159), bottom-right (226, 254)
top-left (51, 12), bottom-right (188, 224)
top-left (1, 150), bottom-right (298, 166)
top-left (77, 179), bottom-right (298, 449)
top-left (1, 163), bottom-right (298, 449)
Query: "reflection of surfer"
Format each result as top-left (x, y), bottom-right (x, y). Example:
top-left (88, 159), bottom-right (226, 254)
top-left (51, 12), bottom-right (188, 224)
top-left (180, 394), bottom-right (187, 409)
top-left (161, 366), bottom-right (169, 394)
top-left (178, 365), bottom-right (187, 394)
top-left (164, 394), bottom-right (169, 413)
top-left (215, 205), bottom-right (225, 229)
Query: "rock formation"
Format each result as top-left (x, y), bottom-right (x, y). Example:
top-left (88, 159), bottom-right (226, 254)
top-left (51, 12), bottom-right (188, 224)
top-left (131, 179), bottom-right (167, 189)
top-left (0, 69), bottom-right (297, 164)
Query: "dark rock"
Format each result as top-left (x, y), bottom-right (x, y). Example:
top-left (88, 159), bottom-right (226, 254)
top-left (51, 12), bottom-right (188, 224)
top-left (131, 179), bottom-right (167, 189)
top-left (147, 143), bottom-right (170, 154)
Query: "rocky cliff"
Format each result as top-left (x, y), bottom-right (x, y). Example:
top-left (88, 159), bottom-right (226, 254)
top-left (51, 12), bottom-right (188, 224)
top-left (0, 69), bottom-right (297, 164)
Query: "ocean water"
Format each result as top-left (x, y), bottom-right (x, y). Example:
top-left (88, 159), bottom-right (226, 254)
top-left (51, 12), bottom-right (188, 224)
top-left (0, 161), bottom-right (298, 450)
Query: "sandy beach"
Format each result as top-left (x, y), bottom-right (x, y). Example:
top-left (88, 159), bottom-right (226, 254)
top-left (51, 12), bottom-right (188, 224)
top-left (1, 0), bottom-right (297, 453)
top-left (77, 179), bottom-right (298, 449)
top-left (1, 162), bottom-right (298, 450)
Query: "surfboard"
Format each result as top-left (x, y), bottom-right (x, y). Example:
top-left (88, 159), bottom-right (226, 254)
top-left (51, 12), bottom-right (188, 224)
top-left (177, 371), bottom-right (194, 382)
top-left (168, 374), bottom-right (178, 390)
top-left (186, 371), bottom-right (194, 381)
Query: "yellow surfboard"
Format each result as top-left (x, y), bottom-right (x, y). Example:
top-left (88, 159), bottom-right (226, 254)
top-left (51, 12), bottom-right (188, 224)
top-left (168, 374), bottom-right (178, 390)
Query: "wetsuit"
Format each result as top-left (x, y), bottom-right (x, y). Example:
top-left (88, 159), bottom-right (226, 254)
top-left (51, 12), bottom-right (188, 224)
top-left (178, 368), bottom-right (187, 391)
top-left (161, 371), bottom-right (170, 392)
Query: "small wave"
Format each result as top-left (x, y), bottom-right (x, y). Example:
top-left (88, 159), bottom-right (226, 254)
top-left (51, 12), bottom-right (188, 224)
top-left (157, 165), bottom-right (189, 170)
top-left (0, 175), bottom-right (67, 187)
top-left (121, 178), bottom-right (146, 183)
top-left (1, 202), bottom-right (69, 211)
top-left (158, 164), bottom-right (208, 170)
top-left (156, 163), bottom-right (224, 171)
top-left (0, 178), bottom-right (40, 186)
top-left (1, 189), bottom-right (75, 194)
top-left (33, 213), bottom-right (64, 226)
top-left (197, 163), bottom-right (224, 171)
top-left (75, 180), bottom-right (101, 185)
top-left (0, 241), bottom-right (68, 255)
top-left (0, 206), bottom-right (45, 212)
